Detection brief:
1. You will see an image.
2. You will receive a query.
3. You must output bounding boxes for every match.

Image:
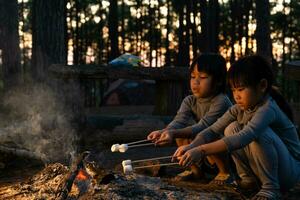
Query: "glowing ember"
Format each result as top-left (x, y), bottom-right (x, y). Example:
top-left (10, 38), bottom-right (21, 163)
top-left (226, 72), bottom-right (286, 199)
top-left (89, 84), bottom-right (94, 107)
top-left (76, 169), bottom-right (90, 180)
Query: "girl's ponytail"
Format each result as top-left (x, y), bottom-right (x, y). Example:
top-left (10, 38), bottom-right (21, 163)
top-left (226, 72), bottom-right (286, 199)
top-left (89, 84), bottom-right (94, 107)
top-left (270, 86), bottom-right (294, 122)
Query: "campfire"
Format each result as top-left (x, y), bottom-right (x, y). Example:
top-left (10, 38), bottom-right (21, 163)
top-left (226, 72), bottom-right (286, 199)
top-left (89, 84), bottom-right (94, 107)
top-left (0, 142), bottom-right (248, 200)
top-left (0, 151), bottom-right (116, 200)
top-left (0, 86), bottom-right (250, 199)
top-left (1, 137), bottom-right (298, 199)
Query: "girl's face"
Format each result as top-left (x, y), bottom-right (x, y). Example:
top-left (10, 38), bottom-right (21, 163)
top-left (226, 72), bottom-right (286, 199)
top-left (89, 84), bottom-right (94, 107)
top-left (231, 80), bottom-right (267, 110)
top-left (190, 66), bottom-right (214, 98)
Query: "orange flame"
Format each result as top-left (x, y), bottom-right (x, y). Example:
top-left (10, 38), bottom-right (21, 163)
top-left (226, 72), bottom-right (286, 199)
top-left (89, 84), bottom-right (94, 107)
top-left (76, 169), bottom-right (89, 180)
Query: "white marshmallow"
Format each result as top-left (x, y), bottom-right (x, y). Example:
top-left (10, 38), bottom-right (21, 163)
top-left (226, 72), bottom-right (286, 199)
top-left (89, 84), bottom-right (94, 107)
top-left (111, 144), bottom-right (120, 152)
top-left (122, 160), bottom-right (132, 167)
top-left (123, 165), bottom-right (133, 174)
top-left (119, 144), bottom-right (129, 153)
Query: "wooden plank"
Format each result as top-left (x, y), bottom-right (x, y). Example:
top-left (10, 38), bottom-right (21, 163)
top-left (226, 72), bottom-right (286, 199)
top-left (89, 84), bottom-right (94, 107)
top-left (49, 64), bottom-right (189, 81)
top-left (154, 80), bottom-right (188, 115)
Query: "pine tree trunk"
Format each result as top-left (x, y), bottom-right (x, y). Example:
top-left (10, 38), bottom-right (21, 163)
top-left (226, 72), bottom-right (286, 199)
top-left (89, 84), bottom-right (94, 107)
top-left (121, 0), bottom-right (125, 54)
top-left (20, 0), bottom-right (26, 68)
top-left (244, 0), bottom-right (252, 55)
top-left (229, 0), bottom-right (237, 62)
top-left (135, 1), bottom-right (140, 54)
top-left (254, 0), bottom-right (272, 63)
top-left (31, 0), bottom-right (67, 81)
top-left (208, 0), bottom-right (219, 53)
top-left (192, 1), bottom-right (199, 58)
top-left (237, 0), bottom-right (244, 56)
top-left (148, 1), bottom-right (153, 67)
top-left (165, 0), bottom-right (171, 66)
top-left (177, 3), bottom-right (185, 65)
top-left (0, 0), bottom-right (21, 89)
top-left (281, 0), bottom-right (287, 67)
top-left (184, 0), bottom-right (191, 65)
top-left (108, 0), bottom-right (120, 61)
top-left (74, 0), bottom-right (80, 65)
top-left (98, 0), bottom-right (104, 64)
top-left (199, 0), bottom-right (209, 52)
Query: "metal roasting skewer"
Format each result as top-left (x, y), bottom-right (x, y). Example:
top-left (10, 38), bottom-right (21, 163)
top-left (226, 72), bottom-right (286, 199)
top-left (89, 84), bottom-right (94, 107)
top-left (134, 162), bottom-right (179, 169)
top-left (127, 143), bottom-right (154, 148)
top-left (127, 139), bottom-right (150, 146)
top-left (131, 155), bottom-right (173, 163)
top-left (122, 156), bottom-right (182, 173)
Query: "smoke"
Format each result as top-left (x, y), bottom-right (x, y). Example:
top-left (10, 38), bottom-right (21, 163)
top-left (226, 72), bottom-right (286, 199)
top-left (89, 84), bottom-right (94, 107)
top-left (0, 83), bottom-right (78, 163)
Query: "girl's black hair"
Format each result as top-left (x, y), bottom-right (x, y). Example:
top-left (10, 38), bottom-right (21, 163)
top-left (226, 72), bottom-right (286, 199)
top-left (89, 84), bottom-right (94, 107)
top-left (189, 53), bottom-right (227, 94)
top-left (228, 55), bottom-right (294, 122)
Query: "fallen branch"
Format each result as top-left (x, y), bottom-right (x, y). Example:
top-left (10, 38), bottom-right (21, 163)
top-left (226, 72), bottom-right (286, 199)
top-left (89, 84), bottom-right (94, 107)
top-left (0, 145), bottom-right (46, 162)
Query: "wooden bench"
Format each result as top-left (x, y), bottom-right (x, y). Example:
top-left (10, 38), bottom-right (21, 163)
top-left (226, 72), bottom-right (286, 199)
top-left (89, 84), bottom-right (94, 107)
top-left (284, 60), bottom-right (300, 129)
top-left (49, 64), bottom-right (190, 116)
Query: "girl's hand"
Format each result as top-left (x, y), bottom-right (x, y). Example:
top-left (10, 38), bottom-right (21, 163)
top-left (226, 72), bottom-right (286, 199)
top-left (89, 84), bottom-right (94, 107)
top-left (172, 144), bottom-right (193, 162)
top-left (147, 130), bottom-right (162, 142)
top-left (155, 130), bottom-right (174, 146)
top-left (177, 147), bottom-right (205, 167)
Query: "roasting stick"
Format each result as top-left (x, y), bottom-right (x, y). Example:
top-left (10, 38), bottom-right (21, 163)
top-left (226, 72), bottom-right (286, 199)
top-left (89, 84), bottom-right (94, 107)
top-left (127, 139), bottom-right (149, 145)
top-left (123, 162), bottom-right (179, 174)
top-left (127, 143), bottom-right (154, 148)
top-left (134, 162), bottom-right (179, 169)
top-left (122, 155), bottom-right (173, 166)
top-left (132, 155), bottom-right (172, 163)
top-left (122, 155), bottom-right (182, 174)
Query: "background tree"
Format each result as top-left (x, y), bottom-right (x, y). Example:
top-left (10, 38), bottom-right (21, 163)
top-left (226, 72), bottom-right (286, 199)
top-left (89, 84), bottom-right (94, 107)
top-left (0, 0), bottom-right (21, 89)
top-left (108, 0), bottom-right (120, 61)
top-left (2, 0), bottom-right (298, 96)
top-left (31, 0), bottom-right (67, 81)
top-left (254, 0), bottom-right (272, 63)
top-left (207, 0), bottom-right (220, 53)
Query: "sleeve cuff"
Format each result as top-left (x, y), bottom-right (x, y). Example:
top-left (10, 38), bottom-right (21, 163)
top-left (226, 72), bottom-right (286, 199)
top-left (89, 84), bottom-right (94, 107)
top-left (222, 137), bottom-right (238, 152)
top-left (191, 125), bottom-right (201, 137)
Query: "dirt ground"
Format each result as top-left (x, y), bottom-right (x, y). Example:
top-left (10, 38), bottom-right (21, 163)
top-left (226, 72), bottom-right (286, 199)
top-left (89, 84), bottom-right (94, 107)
top-left (0, 145), bottom-right (300, 199)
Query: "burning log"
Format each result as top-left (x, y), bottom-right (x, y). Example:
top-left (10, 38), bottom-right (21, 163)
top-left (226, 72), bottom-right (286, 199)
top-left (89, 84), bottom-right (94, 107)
top-left (55, 151), bottom-right (90, 200)
top-left (55, 150), bottom-right (119, 199)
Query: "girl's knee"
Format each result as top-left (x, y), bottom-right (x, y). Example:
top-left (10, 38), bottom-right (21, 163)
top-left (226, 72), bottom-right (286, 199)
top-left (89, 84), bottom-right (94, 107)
top-left (224, 121), bottom-right (241, 137)
top-left (251, 128), bottom-right (278, 146)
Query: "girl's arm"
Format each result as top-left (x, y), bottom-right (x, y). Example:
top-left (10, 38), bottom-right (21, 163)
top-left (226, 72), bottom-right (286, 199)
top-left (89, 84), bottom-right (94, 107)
top-left (155, 127), bottom-right (193, 145)
top-left (222, 101), bottom-right (276, 152)
top-left (169, 95), bottom-right (232, 139)
top-left (169, 127), bottom-right (193, 138)
top-left (178, 101), bottom-right (277, 166)
top-left (177, 139), bottom-right (228, 167)
top-left (158, 107), bottom-right (234, 144)
top-left (153, 96), bottom-right (194, 145)
top-left (190, 95), bottom-right (232, 136)
top-left (167, 96), bottom-right (195, 130)
top-left (200, 139), bottom-right (227, 154)
top-left (193, 107), bottom-right (237, 145)
top-left (173, 107), bottom-right (237, 157)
